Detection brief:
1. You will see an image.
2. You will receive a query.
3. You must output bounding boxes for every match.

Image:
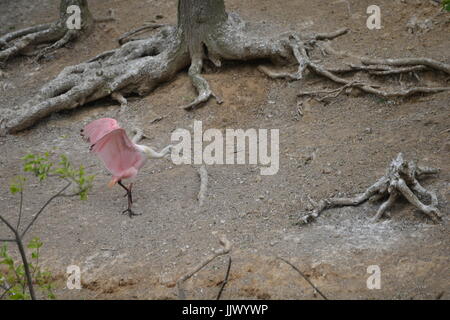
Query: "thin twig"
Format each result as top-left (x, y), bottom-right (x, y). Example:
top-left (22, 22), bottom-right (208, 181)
top-left (132, 127), bottom-right (145, 144)
top-left (216, 256), bottom-right (232, 300)
top-left (176, 234), bottom-right (232, 300)
top-left (20, 181), bottom-right (72, 238)
top-left (87, 49), bottom-right (116, 63)
top-left (118, 23), bottom-right (166, 45)
top-left (16, 189), bottom-right (23, 230)
top-left (277, 256), bottom-right (328, 300)
top-left (0, 284), bottom-right (14, 300)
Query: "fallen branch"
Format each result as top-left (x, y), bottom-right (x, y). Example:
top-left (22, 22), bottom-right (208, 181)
top-left (298, 153), bottom-right (442, 224)
top-left (117, 23), bottom-right (166, 45)
top-left (197, 165), bottom-right (208, 207)
top-left (277, 256), bottom-right (328, 300)
top-left (176, 234), bottom-right (232, 300)
top-left (216, 256), bottom-right (232, 300)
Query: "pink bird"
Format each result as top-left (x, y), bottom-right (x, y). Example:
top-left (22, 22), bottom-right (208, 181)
top-left (81, 118), bottom-right (172, 217)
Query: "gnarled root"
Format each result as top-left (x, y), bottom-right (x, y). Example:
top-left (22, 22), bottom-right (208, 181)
top-left (295, 40), bottom-right (450, 100)
top-left (6, 26), bottom-right (190, 133)
top-left (0, 24), bottom-right (70, 62)
top-left (0, 0), bottom-right (94, 63)
top-left (4, 7), bottom-right (450, 133)
top-left (299, 153), bottom-right (442, 224)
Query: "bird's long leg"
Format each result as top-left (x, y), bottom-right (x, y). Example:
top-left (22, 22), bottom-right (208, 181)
top-left (118, 181), bottom-right (140, 218)
top-left (128, 183), bottom-right (133, 204)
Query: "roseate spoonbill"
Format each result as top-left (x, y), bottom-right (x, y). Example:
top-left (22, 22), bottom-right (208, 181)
top-left (81, 118), bottom-right (172, 217)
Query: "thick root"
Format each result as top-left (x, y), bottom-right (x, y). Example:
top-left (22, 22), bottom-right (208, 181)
top-left (34, 29), bottom-right (79, 61)
top-left (5, 26), bottom-right (190, 133)
top-left (4, 9), bottom-right (449, 133)
top-left (299, 153), bottom-right (442, 224)
top-left (0, 0), bottom-right (95, 63)
top-left (0, 25), bottom-right (68, 62)
top-left (183, 55), bottom-right (223, 110)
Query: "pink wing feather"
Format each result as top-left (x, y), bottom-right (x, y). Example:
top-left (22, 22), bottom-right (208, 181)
top-left (82, 118), bottom-right (121, 145)
top-left (91, 128), bottom-right (146, 181)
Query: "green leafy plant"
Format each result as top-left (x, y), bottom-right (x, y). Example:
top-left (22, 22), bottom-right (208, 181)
top-left (443, 0), bottom-right (450, 12)
top-left (0, 152), bottom-right (95, 300)
top-left (21, 152), bottom-right (94, 199)
top-left (0, 238), bottom-right (55, 300)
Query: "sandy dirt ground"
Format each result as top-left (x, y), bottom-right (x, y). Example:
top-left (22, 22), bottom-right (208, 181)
top-left (0, 0), bottom-right (449, 300)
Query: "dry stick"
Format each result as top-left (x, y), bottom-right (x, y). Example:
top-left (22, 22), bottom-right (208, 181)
top-left (197, 165), bottom-right (208, 207)
top-left (0, 284), bottom-right (14, 299)
top-left (16, 188), bottom-right (24, 230)
top-left (277, 257), bottom-right (328, 300)
top-left (118, 23), bottom-right (166, 45)
top-left (309, 28), bottom-right (349, 41)
top-left (216, 256), bottom-right (232, 300)
top-left (177, 234), bottom-right (232, 300)
top-left (87, 49), bottom-right (116, 63)
top-left (299, 153), bottom-right (441, 224)
top-left (131, 127), bottom-right (146, 144)
top-left (20, 181), bottom-right (72, 238)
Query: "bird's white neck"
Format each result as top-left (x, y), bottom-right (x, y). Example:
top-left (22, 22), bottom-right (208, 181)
top-left (136, 144), bottom-right (172, 159)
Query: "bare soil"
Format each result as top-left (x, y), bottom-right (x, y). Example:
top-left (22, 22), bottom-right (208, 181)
top-left (0, 0), bottom-right (449, 300)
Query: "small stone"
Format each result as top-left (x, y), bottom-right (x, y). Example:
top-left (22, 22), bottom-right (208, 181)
top-left (364, 127), bottom-right (373, 134)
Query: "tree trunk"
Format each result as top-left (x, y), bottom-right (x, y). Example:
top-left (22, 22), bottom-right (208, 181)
top-left (58, 0), bottom-right (94, 33)
top-left (177, 0), bottom-right (227, 57)
top-left (0, 0), bottom-right (94, 63)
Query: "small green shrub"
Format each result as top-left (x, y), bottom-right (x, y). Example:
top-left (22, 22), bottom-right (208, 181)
top-left (0, 238), bottom-right (55, 300)
top-left (1, 152), bottom-right (95, 300)
top-left (443, 0), bottom-right (450, 12)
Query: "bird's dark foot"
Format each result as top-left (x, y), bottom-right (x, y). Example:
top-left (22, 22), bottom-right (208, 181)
top-left (121, 208), bottom-right (141, 218)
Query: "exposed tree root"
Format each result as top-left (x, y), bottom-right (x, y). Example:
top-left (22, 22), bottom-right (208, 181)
top-left (3, 2), bottom-right (450, 133)
top-left (117, 23), bottom-right (166, 45)
top-left (297, 41), bottom-right (450, 100)
top-left (0, 0), bottom-right (94, 64)
top-left (5, 25), bottom-right (189, 133)
top-left (299, 153), bottom-right (442, 225)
